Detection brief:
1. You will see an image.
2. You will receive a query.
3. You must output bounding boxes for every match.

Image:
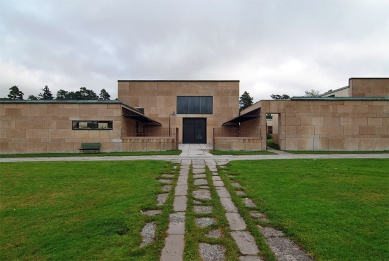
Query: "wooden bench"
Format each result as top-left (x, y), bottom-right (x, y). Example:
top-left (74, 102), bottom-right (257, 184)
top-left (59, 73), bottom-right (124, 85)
top-left (79, 143), bottom-right (101, 153)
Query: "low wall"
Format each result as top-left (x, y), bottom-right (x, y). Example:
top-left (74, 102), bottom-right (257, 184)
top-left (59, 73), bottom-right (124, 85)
top-left (214, 137), bottom-right (262, 151)
top-left (121, 137), bottom-right (177, 151)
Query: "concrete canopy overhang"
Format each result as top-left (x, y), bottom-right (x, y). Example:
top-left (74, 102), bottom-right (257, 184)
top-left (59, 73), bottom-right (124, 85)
top-left (222, 108), bottom-right (260, 126)
top-left (122, 107), bottom-right (162, 126)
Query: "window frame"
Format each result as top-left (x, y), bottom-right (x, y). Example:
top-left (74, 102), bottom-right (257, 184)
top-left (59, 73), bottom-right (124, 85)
top-left (177, 96), bottom-right (213, 114)
top-left (72, 120), bottom-right (113, 130)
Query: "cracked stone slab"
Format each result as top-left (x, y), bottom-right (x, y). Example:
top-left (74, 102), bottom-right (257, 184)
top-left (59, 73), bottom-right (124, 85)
top-left (162, 174), bottom-right (175, 178)
top-left (174, 196), bottom-right (187, 211)
top-left (250, 211), bottom-right (264, 218)
top-left (220, 197), bottom-right (238, 212)
top-left (157, 179), bottom-right (172, 184)
top-left (230, 231), bottom-right (260, 255)
top-left (160, 235), bottom-right (184, 261)
top-left (194, 205), bottom-right (213, 214)
top-left (141, 210), bottom-right (162, 216)
top-left (239, 256), bottom-right (263, 261)
top-left (157, 193), bottom-right (169, 205)
top-left (196, 217), bottom-right (216, 227)
top-left (216, 187), bottom-right (231, 198)
top-left (259, 227), bottom-right (285, 238)
top-left (226, 213), bottom-right (247, 230)
top-left (199, 243), bottom-right (226, 261)
top-left (243, 198), bottom-right (257, 207)
top-left (193, 189), bottom-right (211, 200)
top-left (167, 212), bottom-right (186, 235)
top-left (206, 229), bottom-right (223, 238)
top-left (231, 182), bottom-right (242, 187)
top-left (175, 185), bottom-right (188, 196)
top-left (177, 176), bottom-right (188, 185)
top-left (236, 190), bottom-right (246, 196)
top-left (265, 237), bottom-right (313, 261)
top-left (213, 180), bottom-right (224, 187)
top-left (140, 222), bottom-right (156, 247)
top-left (161, 185), bottom-right (172, 192)
top-left (193, 174), bottom-right (206, 178)
top-left (194, 179), bottom-right (208, 186)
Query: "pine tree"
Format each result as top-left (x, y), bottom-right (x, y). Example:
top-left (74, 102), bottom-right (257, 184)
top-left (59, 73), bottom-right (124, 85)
top-left (38, 85), bottom-right (54, 100)
top-left (99, 89), bottom-right (111, 100)
top-left (239, 91), bottom-right (254, 111)
top-left (8, 86), bottom-right (24, 100)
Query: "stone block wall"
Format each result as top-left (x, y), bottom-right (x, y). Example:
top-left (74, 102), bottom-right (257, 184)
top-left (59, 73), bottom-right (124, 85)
top-left (349, 78), bottom-right (389, 97)
top-left (214, 137), bottom-right (262, 151)
top-left (0, 102), bottom-right (125, 154)
top-left (118, 80), bottom-right (240, 145)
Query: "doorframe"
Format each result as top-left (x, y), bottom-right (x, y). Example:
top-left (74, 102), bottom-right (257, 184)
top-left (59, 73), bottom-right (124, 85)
top-left (182, 117), bottom-right (207, 144)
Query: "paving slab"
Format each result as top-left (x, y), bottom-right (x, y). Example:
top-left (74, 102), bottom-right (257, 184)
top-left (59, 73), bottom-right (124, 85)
top-left (206, 229), bottom-right (223, 239)
top-left (161, 185), bottom-right (172, 192)
top-left (157, 179), bottom-right (172, 184)
top-left (239, 256), bottom-right (263, 261)
top-left (216, 187), bottom-right (231, 198)
top-left (193, 174), bottom-right (206, 178)
top-left (243, 198), bottom-right (257, 207)
top-left (194, 179), bottom-right (208, 186)
top-left (162, 174), bottom-right (175, 178)
top-left (199, 243), bottom-right (226, 261)
top-left (220, 197), bottom-right (238, 212)
top-left (231, 182), bottom-right (242, 187)
top-left (141, 210), bottom-right (162, 216)
top-left (196, 217), bottom-right (216, 227)
top-left (177, 176), bottom-right (188, 185)
top-left (194, 205), bottom-right (213, 214)
top-left (230, 231), bottom-right (260, 255)
top-left (265, 237), bottom-right (313, 261)
top-left (160, 235), bottom-right (185, 261)
top-left (236, 190), bottom-right (246, 196)
top-left (199, 185), bottom-right (210, 189)
top-left (173, 196), bottom-right (187, 211)
top-left (175, 185), bottom-right (188, 196)
top-left (157, 193), bottom-right (169, 205)
top-left (181, 160), bottom-right (192, 166)
top-left (193, 164), bottom-right (206, 169)
top-left (193, 189), bottom-right (211, 200)
top-left (249, 211), bottom-right (264, 218)
top-left (213, 180), bottom-right (224, 187)
top-left (193, 199), bottom-right (203, 204)
top-left (193, 169), bottom-right (206, 174)
top-left (212, 176), bottom-right (221, 181)
top-left (259, 227), bottom-right (285, 238)
top-left (140, 222), bottom-right (156, 247)
top-left (167, 212), bottom-right (186, 235)
top-left (226, 213), bottom-right (247, 230)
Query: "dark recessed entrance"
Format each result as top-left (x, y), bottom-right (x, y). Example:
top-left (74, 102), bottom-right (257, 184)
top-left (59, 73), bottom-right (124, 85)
top-left (183, 118), bottom-right (206, 144)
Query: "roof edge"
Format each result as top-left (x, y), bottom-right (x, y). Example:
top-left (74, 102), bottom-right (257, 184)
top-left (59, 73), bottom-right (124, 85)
top-left (117, 80), bottom-right (240, 82)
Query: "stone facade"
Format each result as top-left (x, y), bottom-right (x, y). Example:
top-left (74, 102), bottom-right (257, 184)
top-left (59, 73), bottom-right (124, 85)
top-left (118, 80), bottom-right (240, 145)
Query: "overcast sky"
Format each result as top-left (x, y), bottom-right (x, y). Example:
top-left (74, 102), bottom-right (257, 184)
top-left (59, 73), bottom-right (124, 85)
top-left (1, 0), bottom-right (388, 101)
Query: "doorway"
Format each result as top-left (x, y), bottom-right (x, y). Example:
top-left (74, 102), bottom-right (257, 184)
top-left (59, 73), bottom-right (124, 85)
top-left (183, 118), bottom-right (206, 144)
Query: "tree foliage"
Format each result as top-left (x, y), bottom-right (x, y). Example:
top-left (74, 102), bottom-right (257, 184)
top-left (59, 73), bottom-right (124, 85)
top-left (38, 85), bottom-right (54, 100)
top-left (99, 89), bottom-right (111, 100)
top-left (8, 86), bottom-right (24, 100)
top-left (55, 87), bottom-right (104, 100)
top-left (239, 91), bottom-right (254, 111)
top-left (304, 89), bottom-right (321, 97)
top-left (270, 94), bottom-right (290, 100)
top-left (28, 95), bottom-right (38, 100)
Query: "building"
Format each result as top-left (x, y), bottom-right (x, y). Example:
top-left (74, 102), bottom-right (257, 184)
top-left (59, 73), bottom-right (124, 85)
top-left (0, 78), bottom-right (388, 154)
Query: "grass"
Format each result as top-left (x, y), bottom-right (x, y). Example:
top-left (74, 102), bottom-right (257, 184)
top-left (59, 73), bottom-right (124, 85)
top-left (267, 139), bottom-right (280, 150)
top-left (210, 150), bottom-right (275, 155)
top-left (0, 160), bottom-right (178, 260)
top-left (286, 150), bottom-right (389, 154)
top-left (222, 159), bottom-right (389, 261)
top-left (0, 150), bottom-right (181, 158)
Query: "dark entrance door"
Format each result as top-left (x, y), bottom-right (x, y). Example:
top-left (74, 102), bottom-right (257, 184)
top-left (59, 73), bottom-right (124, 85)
top-left (183, 118), bottom-right (206, 144)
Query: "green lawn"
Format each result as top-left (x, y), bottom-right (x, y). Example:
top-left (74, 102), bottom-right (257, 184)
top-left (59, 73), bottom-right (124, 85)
top-left (0, 150), bottom-right (181, 158)
top-left (210, 150), bottom-right (275, 155)
top-left (0, 161), bottom-right (176, 260)
top-left (223, 159), bottom-right (389, 261)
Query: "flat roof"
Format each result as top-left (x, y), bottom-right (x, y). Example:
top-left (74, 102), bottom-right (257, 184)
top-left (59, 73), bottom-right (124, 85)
top-left (117, 80), bottom-right (240, 82)
top-left (290, 97), bottom-right (389, 101)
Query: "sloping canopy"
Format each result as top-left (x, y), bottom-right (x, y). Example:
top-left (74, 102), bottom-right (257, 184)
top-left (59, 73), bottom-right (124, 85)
top-left (122, 107), bottom-right (162, 126)
top-left (222, 108), bottom-right (260, 126)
